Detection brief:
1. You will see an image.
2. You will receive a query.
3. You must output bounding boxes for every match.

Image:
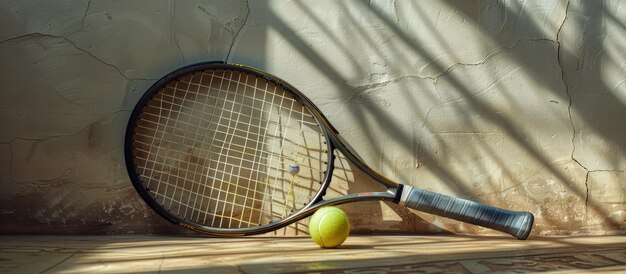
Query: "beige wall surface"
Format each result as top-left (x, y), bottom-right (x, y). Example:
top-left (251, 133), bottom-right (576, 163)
top-left (1, 0), bottom-right (624, 236)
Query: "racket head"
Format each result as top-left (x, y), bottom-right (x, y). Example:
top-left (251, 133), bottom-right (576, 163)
top-left (124, 62), bottom-right (335, 235)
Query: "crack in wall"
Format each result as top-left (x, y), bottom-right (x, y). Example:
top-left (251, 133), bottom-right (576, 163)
top-left (572, 156), bottom-right (625, 209)
top-left (409, 4), bottom-right (602, 206)
top-left (500, 164), bottom-right (551, 194)
top-left (170, 1), bottom-right (186, 65)
top-left (0, 33), bottom-right (153, 81)
top-left (1, 136), bottom-right (66, 145)
top-left (352, 38), bottom-right (553, 97)
top-left (80, 0), bottom-right (93, 31)
top-left (0, 109), bottom-right (131, 145)
top-left (1, 33), bottom-right (157, 111)
top-left (416, 38), bottom-right (556, 131)
top-left (18, 169), bottom-right (73, 186)
top-left (351, 74), bottom-right (434, 96)
top-left (5, 128), bottom-right (90, 185)
top-left (196, 5), bottom-right (240, 33)
top-left (0, 121), bottom-right (127, 190)
top-left (2, 109), bottom-right (131, 186)
top-left (226, 0), bottom-right (250, 62)
top-left (556, 1), bottom-right (578, 166)
top-left (554, 1), bottom-right (594, 210)
top-left (546, 6), bottom-right (624, 211)
top-left (582, 166), bottom-right (590, 210)
top-left (53, 88), bottom-right (86, 108)
top-left (432, 40), bottom-right (522, 83)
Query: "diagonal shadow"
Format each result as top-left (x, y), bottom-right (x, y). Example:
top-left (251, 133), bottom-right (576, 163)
top-left (259, 0), bottom-right (624, 232)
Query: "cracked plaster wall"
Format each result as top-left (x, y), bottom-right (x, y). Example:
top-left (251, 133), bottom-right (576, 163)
top-left (1, 0), bottom-right (624, 236)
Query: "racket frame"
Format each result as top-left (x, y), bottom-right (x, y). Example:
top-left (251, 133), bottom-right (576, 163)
top-left (125, 61), bottom-right (401, 236)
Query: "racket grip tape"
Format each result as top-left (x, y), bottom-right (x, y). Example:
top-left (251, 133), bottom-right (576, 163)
top-left (399, 185), bottom-right (534, 240)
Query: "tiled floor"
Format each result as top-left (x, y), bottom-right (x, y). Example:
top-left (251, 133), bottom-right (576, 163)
top-left (1, 235), bottom-right (625, 273)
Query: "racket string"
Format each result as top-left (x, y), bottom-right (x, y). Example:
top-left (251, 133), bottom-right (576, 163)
top-left (175, 71), bottom-right (216, 220)
top-left (141, 78), bottom-right (189, 209)
top-left (138, 90), bottom-right (320, 136)
top-left (213, 71), bottom-right (246, 227)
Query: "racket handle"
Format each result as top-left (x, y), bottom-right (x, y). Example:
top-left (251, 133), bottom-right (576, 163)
top-left (399, 185), bottom-right (534, 240)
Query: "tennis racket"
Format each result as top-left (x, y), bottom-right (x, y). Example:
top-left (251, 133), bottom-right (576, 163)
top-left (125, 61), bottom-right (534, 239)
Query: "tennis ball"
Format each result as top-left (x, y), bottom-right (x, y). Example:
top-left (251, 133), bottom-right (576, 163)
top-left (309, 206), bottom-right (350, 248)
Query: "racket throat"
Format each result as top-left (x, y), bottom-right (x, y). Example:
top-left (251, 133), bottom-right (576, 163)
top-left (393, 184), bottom-right (405, 203)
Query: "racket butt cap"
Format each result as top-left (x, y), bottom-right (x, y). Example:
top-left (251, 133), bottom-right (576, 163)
top-left (515, 211), bottom-right (534, 240)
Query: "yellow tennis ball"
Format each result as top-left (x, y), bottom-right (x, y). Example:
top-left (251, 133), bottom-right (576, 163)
top-left (309, 206), bottom-right (350, 248)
